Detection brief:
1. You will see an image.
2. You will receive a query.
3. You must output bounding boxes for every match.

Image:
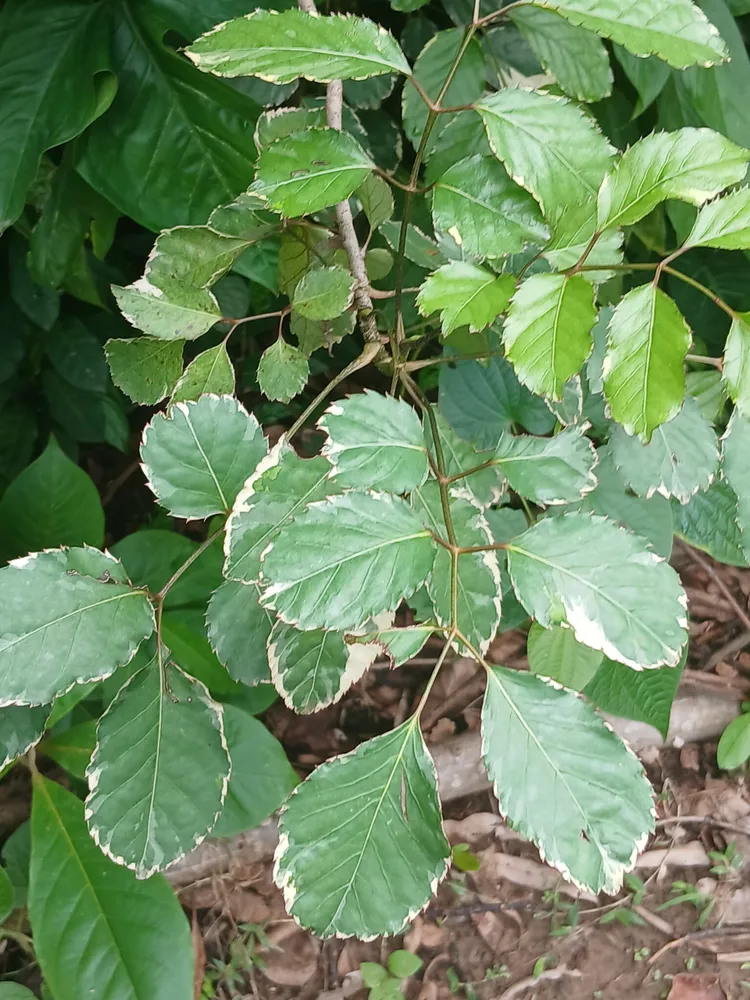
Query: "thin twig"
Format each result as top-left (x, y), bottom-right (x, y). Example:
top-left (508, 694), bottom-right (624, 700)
top-left (705, 627), bottom-right (750, 671)
top-left (649, 925), bottom-right (750, 966)
top-left (655, 815), bottom-right (750, 839)
top-left (678, 541), bottom-right (750, 632)
top-left (686, 354), bottom-right (723, 370)
top-left (156, 526), bottom-right (225, 601)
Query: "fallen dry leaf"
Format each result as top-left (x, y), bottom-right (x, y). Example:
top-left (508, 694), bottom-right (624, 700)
top-left (261, 920), bottom-right (319, 987)
top-left (405, 916), bottom-right (449, 952)
top-left (666, 972), bottom-right (726, 1000)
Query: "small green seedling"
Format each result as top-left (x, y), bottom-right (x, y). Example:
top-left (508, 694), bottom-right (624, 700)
top-left (361, 950), bottom-right (423, 1000)
top-left (658, 881), bottom-right (716, 928)
top-left (717, 705), bottom-right (750, 770)
top-left (451, 843), bottom-right (480, 873)
top-left (709, 841), bottom-right (744, 877)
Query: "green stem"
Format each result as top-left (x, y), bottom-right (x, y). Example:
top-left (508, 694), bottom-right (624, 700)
top-left (156, 525), bottom-right (225, 602)
top-left (403, 349), bottom-right (505, 372)
top-left (412, 634), bottom-right (456, 719)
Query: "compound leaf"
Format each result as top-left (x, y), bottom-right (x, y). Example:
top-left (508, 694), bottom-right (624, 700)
top-left (30, 776), bottom-right (192, 1000)
top-left (186, 10), bottom-right (411, 83)
top-left (171, 344), bottom-right (235, 403)
top-left (417, 263), bottom-right (514, 337)
top-left (260, 492), bottom-right (435, 631)
top-left (510, 6), bottom-right (613, 102)
top-left (105, 339), bottom-right (184, 406)
top-left (527, 624), bottom-right (603, 690)
top-left (609, 397), bottom-right (719, 502)
top-left (507, 513), bottom-right (688, 668)
top-left (584, 654), bottom-right (684, 740)
top-left (252, 128), bottom-right (374, 217)
top-left (275, 719), bottom-right (450, 937)
top-left (414, 484), bottom-right (501, 655)
top-left (724, 312), bottom-right (750, 416)
top-left (86, 659), bottom-right (230, 877)
top-left (686, 187), bottom-right (750, 250)
top-left (141, 395), bottom-right (267, 518)
top-left (482, 667), bottom-right (654, 894)
top-left (598, 128), bottom-right (750, 231)
top-left (603, 284), bottom-right (691, 441)
top-left (0, 549), bottom-right (154, 707)
top-left (268, 622), bottom-right (380, 713)
top-left (431, 155), bottom-right (549, 259)
top-left (292, 266), bottom-right (355, 321)
top-left (206, 580), bottom-right (273, 686)
top-left (529, 0), bottom-right (727, 68)
top-left (503, 274), bottom-right (598, 399)
top-left (320, 391), bottom-right (429, 493)
top-left (257, 338), bottom-right (309, 403)
top-left (494, 426), bottom-right (598, 505)
top-left (213, 703), bottom-right (298, 838)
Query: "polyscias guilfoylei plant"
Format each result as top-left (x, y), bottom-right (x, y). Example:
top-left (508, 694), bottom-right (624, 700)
top-left (4, 0), bottom-right (750, 956)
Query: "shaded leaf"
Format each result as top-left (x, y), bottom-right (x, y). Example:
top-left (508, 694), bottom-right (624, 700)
top-left (721, 410), bottom-right (750, 560)
top-left (723, 312), bottom-right (750, 417)
top-left (86, 660), bottom-right (230, 877)
top-left (527, 623), bottom-right (603, 690)
top-left (482, 666), bottom-right (654, 893)
top-left (672, 478), bottom-right (747, 566)
top-left (260, 492), bottom-right (435, 632)
top-left (507, 513), bottom-right (688, 668)
top-left (141, 395), bottom-right (267, 518)
top-left (0, 705), bottom-right (50, 769)
top-left (257, 338), bottom-right (309, 403)
top-left (41, 721), bottom-right (96, 780)
top-left (106, 338), bottom-right (184, 405)
top-left (686, 187), bottom-right (750, 250)
top-left (358, 174), bottom-right (394, 229)
top-left (603, 284), bottom-right (691, 441)
top-left (206, 581), bottom-right (274, 686)
top-left (320, 391), bottom-right (429, 493)
top-left (361, 626), bottom-right (434, 667)
top-left (252, 128), bottom-right (373, 217)
top-left (275, 719), bottom-right (450, 937)
top-left (186, 10), bottom-right (410, 83)
top-left (380, 222), bottom-right (448, 270)
top-left (614, 47), bottom-right (670, 116)
top-left (584, 652), bottom-right (685, 740)
top-left (0, 549), bottom-right (154, 706)
top-left (417, 263), bottom-right (514, 337)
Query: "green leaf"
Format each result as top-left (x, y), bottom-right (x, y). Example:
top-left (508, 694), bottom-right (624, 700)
top-left (482, 667), bottom-right (654, 893)
top-left (598, 128), bottom-right (750, 232)
top-left (507, 513), bottom-right (688, 668)
top-left (503, 275), bottom-right (598, 400)
top-left (275, 719), bottom-right (450, 937)
top-left (77, 8), bottom-right (260, 232)
top-left (186, 10), bottom-right (410, 82)
top-left (320, 391), bottom-right (429, 493)
top-left (269, 623), bottom-right (380, 713)
top-left (30, 776), bottom-right (192, 1000)
top-left (717, 713), bottom-right (750, 769)
top-left (358, 174), bottom-right (394, 229)
top-left (360, 626), bottom-right (434, 667)
top-left (672, 478), bottom-right (748, 566)
top-left (207, 581), bottom-right (274, 686)
top-left (86, 659), bottom-right (230, 877)
top-left (724, 312), bottom-right (750, 417)
top-left (494, 426), bottom-right (598, 505)
top-left (252, 128), bottom-right (374, 217)
top-left (432, 155), bottom-right (548, 260)
top-left (0, 549), bottom-right (154, 707)
top-left (292, 266), bottom-right (355, 321)
top-left (686, 187), bottom-right (750, 250)
top-left (44, 317), bottom-right (108, 392)
top-left (0, 0), bottom-right (114, 233)
top-left (141, 395), bottom-right (267, 518)
top-left (171, 344), bottom-right (235, 403)
top-left (614, 47), bottom-right (670, 116)
top-left (388, 951), bottom-right (423, 979)
top-left (0, 704), bottom-right (49, 769)
top-left (565, 447), bottom-right (674, 559)
top-left (213, 703), bottom-right (298, 838)
top-left (0, 866), bottom-right (14, 926)
top-left (403, 30), bottom-right (485, 155)
top-left (380, 222), bottom-right (448, 270)
top-left (106, 338), bottom-right (184, 405)
top-left (0, 436), bottom-right (104, 559)
top-left (1, 821), bottom-right (29, 908)
top-left (530, 0), bottom-right (727, 68)
top-left (41, 721), bottom-right (96, 780)
top-left (603, 284), bottom-right (691, 441)
top-left (721, 410), bottom-right (750, 560)
top-left (225, 443), bottom-right (336, 583)
top-left (584, 653), bottom-right (684, 740)
top-left (0, 984), bottom-right (32, 998)
top-left (414, 485), bottom-right (501, 655)
top-left (438, 349), bottom-right (556, 451)
top-left (476, 89), bottom-right (616, 269)
top-left (260, 492), bottom-right (435, 632)
top-left (528, 624), bottom-right (603, 690)
top-left (417, 263), bottom-right (514, 337)
top-left (609, 397), bottom-right (718, 503)
top-left (361, 964), bottom-right (390, 989)
top-left (425, 409), bottom-right (507, 507)
top-left (510, 6), bottom-right (612, 102)
top-left (257, 338), bottom-right (310, 403)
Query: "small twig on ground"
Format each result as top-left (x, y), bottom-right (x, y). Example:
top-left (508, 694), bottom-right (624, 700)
top-left (649, 925), bottom-right (750, 965)
top-left (500, 966), bottom-right (581, 998)
top-left (631, 905), bottom-right (675, 937)
top-left (679, 542), bottom-right (750, 633)
top-left (656, 815), bottom-right (750, 839)
top-left (705, 627), bottom-right (750, 672)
